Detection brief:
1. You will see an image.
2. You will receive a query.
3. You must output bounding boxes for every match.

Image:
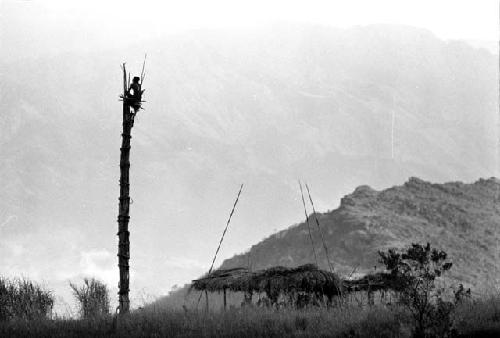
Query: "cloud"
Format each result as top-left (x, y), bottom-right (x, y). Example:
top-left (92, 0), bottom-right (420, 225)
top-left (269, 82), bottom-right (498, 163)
top-left (79, 249), bottom-right (117, 287)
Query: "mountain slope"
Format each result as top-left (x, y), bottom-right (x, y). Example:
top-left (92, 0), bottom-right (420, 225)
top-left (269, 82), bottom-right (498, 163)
top-left (221, 177), bottom-right (500, 289)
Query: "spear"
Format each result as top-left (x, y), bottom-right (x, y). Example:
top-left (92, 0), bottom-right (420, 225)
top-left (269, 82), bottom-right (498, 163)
top-left (140, 53), bottom-right (147, 84)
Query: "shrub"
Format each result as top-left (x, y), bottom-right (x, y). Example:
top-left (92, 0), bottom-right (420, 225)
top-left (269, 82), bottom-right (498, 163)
top-left (69, 278), bottom-right (110, 319)
top-left (378, 243), bottom-right (462, 337)
top-left (0, 277), bottom-right (54, 321)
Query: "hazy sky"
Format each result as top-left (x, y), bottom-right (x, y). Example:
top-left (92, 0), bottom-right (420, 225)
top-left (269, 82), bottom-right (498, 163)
top-left (2, 0), bottom-right (498, 61)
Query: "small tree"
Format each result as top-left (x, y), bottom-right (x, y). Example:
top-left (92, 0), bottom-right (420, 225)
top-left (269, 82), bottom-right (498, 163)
top-left (70, 278), bottom-right (110, 319)
top-left (378, 243), bottom-right (456, 337)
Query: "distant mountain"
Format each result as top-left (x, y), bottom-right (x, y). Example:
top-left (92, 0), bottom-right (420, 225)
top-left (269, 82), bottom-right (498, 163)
top-left (221, 177), bottom-right (500, 289)
top-left (0, 24), bottom-right (497, 303)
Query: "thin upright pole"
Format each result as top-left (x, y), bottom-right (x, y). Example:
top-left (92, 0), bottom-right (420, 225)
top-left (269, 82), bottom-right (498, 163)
top-left (299, 181), bottom-right (318, 267)
top-left (196, 184), bottom-right (244, 308)
top-left (223, 288), bottom-right (227, 311)
top-left (205, 290), bottom-right (209, 313)
top-left (117, 63), bottom-right (134, 314)
top-left (305, 183), bottom-right (343, 299)
top-left (207, 184), bottom-right (244, 275)
top-left (305, 183), bottom-right (334, 273)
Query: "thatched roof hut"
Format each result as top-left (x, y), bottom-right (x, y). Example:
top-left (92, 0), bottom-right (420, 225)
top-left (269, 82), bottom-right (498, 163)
top-left (192, 265), bottom-right (400, 309)
top-left (192, 264), bottom-right (343, 298)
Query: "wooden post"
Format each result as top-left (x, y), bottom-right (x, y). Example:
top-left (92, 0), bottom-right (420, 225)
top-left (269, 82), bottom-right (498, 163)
top-left (367, 279), bottom-right (374, 306)
top-left (223, 288), bottom-right (227, 311)
top-left (117, 63), bottom-right (136, 315)
top-left (205, 290), bottom-right (209, 313)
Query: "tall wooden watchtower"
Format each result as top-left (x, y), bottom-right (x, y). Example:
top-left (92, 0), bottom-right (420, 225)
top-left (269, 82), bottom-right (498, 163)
top-left (117, 62), bottom-right (144, 314)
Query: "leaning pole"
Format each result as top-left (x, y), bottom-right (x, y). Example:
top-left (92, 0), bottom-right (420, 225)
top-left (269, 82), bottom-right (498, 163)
top-left (117, 63), bottom-right (139, 314)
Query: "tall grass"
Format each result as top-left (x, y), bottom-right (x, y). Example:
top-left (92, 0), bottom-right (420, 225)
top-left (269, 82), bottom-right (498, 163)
top-left (2, 299), bottom-right (500, 337)
top-left (0, 277), bottom-right (54, 321)
top-left (69, 278), bottom-right (110, 319)
top-left (453, 295), bottom-right (500, 337)
top-left (1, 274), bottom-right (500, 337)
top-left (0, 305), bottom-right (408, 337)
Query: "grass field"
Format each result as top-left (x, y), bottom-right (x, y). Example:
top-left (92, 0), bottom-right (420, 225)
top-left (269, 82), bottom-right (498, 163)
top-left (1, 296), bottom-right (500, 337)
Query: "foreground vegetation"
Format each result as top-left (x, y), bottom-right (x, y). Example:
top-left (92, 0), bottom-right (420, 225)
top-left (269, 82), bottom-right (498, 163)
top-left (69, 278), bottom-right (110, 319)
top-left (2, 243), bottom-right (500, 337)
top-left (0, 277), bottom-right (53, 321)
top-left (1, 298), bottom-right (500, 337)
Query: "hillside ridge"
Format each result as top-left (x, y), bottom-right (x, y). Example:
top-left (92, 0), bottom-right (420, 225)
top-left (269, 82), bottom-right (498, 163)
top-left (220, 177), bottom-right (500, 289)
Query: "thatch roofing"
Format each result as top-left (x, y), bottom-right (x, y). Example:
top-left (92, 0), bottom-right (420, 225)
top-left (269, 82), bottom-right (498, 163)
top-left (192, 264), bottom-right (343, 296)
top-left (191, 267), bottom-right (251, 292)
top-left (192, 265), bottom-right (398, 297)
top-left (343, 272), bottom-right (394, 292)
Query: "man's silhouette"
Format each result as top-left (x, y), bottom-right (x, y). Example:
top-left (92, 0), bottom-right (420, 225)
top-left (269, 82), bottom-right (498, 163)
top-left (127, 77), bottom-right (143, 112)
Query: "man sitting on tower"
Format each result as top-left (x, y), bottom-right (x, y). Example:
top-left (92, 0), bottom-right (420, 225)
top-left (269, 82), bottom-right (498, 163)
top-left (127, 76), bottom-right (144, 112)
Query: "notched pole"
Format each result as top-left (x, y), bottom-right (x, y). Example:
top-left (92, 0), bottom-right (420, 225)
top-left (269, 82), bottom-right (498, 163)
top-left (117, 62), bottom-right (143, 315)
